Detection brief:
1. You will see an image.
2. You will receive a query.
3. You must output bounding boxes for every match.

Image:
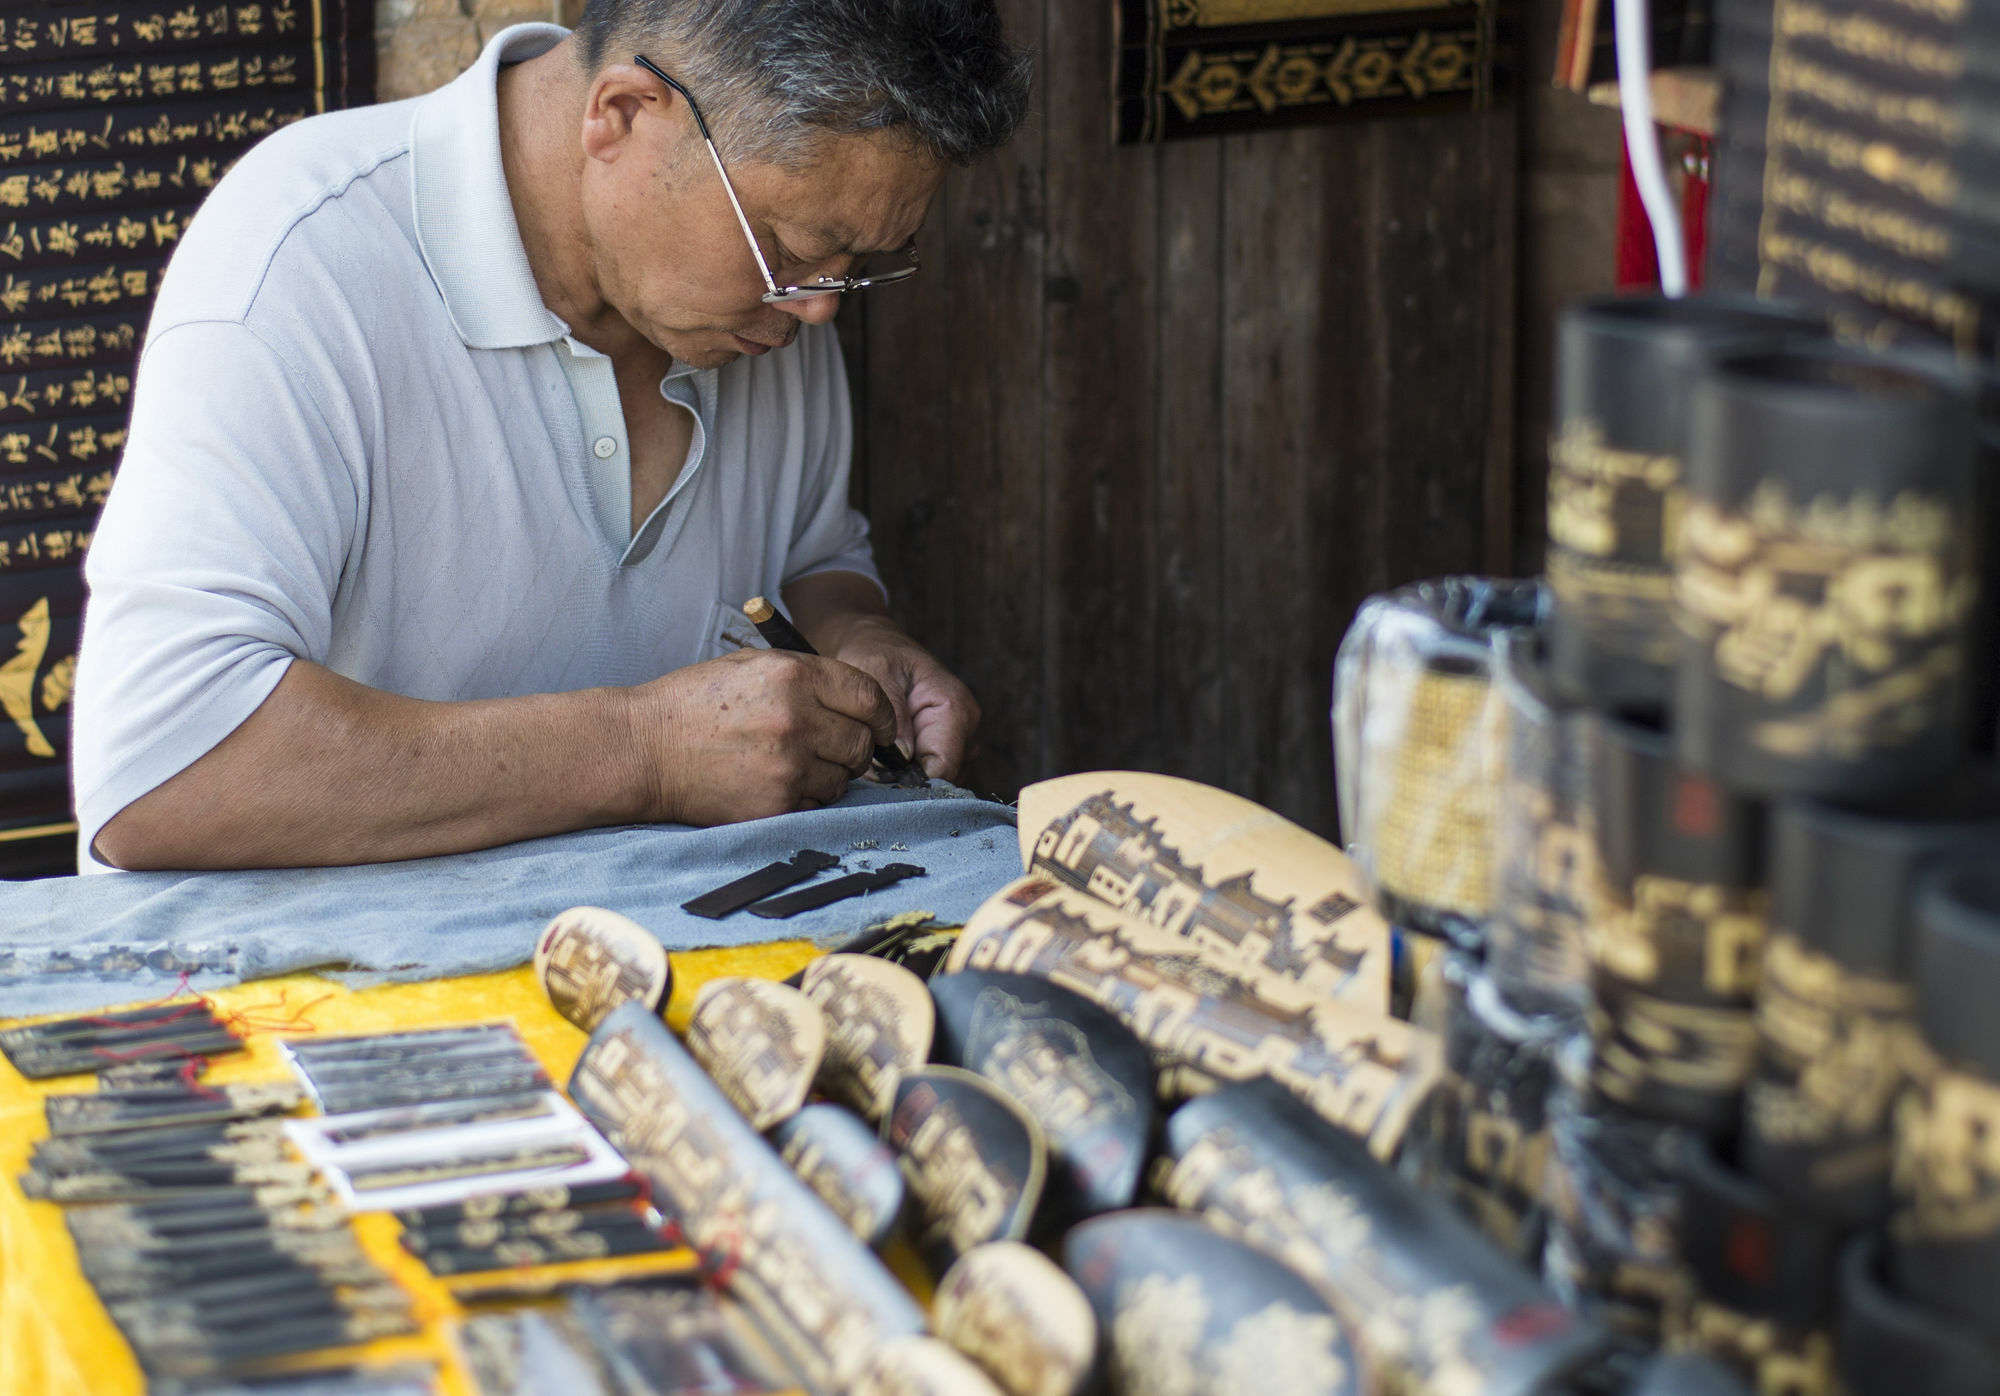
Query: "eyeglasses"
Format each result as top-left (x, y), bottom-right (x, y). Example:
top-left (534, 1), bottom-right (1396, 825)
top-left (634, 55), bottom-right (920, 304)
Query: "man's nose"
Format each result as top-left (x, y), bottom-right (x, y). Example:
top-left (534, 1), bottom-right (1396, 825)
top-left (777, 293), bottom-right (842, 327)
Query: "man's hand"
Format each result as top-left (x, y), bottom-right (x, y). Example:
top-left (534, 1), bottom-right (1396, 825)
top-left (781, 573), bottom-right (981, 783)
top-left (825, 617), bottom-right (979, 782)
top-left (631, 647), bottom-right (898, 825)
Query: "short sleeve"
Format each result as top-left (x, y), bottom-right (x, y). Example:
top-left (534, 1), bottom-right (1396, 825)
top-left (72, 318), bottom-right (361, 865)
top-left (777, 324), bottom-right (884, 599)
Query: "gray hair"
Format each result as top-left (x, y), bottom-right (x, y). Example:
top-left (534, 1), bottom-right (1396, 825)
top-left (573, 0), bottom-right (1031, 168)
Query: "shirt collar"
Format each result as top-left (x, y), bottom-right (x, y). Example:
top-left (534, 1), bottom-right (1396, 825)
top-left (411, 23), bottom-right (570, 350)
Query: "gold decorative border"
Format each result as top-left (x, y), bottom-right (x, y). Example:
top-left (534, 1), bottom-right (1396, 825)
top-left (1115, 0), bottom-right (1501, 144)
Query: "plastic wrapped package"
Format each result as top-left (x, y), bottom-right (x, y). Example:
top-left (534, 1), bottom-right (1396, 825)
top-left (1487, 631), bottom-right (1599, 1022)
top-left (1542, 1040), bottom-right (1693, 1387)
top-left (1407, 961), bottom-right (1570, 1261)
top-left (1333, 577), bottom-right (1545, 949)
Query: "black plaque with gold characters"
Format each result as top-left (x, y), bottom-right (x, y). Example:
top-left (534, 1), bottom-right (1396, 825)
top-left (1158, 1075), bottom-right (1610, 1396)
top-left (929, 968), bottom-right (1154, 1231)
top-left (768, 1102), bottom-right (906, 1252)
top-left (0, 312), bottom-right (142, 371)
top-left (0, 38), bottom-right (373, 118)
top-left (799, 952), bottom-right (935, 1123)
top-left (1674, 343), bottom-right (1982, 800)
top-left (1586, 712), bottom-right (1767, 1133)
top-left (685, 977), bottom-right (827, 1133)
top-left (1110, 0), bottom-right (1507, 145)
top-left (1741, 778), bottom-right (2000, 1225)
top-left (532, 906), bottom-right (670, 1034)
top-left (0, 364), bottom-right (132, 427)
top-left (0, 96), bottom-right (326, 171)
top-left (1334, 575), bottom-right (1543, 951)
top-left (0, 0), bottom-right (373, 877)
top-left (1888, 859), bottom-right (2000, 1333)
top-left (0, 2), bottom-right (375, 63)
top-left (1547, 295), bottom-right (1822, 711)
top-left (950, 874), bottom-right (1442, 1159)
top-left (1835, 1232), bottom-right (2000, 1396)
top-left (0, 565), bottom-right (79, 870)
top-left (1064, 1208), bottom-right (1357, 1396)
top-left (932, 1241), bottom-right (1097, 1396)
top-left (568, 1002), bottom-right (926, 1392)
top-left (882, 1065), bottom-right (1045, 1275)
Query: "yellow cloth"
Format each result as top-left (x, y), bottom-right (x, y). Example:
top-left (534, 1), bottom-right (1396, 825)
top-left (0, 940), bottom-right (820, 1396)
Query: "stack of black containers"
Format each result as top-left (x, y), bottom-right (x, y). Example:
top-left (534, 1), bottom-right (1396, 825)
top-left (1407, 288), bottom-right (1999, 1396)
top-left (0, 0), bottom-right (373, 877)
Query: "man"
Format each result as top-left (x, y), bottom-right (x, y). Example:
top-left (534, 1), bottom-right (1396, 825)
top-left (71, 1), bottom-right (1029, 870)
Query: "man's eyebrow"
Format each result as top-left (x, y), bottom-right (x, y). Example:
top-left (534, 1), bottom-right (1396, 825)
top-left (804, 223), bottom-right (858, 253)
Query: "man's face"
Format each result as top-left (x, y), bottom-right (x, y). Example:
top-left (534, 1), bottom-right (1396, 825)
top-left (578, 64), bottom-right (946, 368)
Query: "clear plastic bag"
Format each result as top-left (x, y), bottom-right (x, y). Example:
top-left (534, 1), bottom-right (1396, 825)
top-left (1333, 576), bottom-right (1543, 946)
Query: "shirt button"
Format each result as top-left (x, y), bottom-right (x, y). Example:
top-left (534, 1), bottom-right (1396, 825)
top-left (592, 436), bottom-right (617, 459)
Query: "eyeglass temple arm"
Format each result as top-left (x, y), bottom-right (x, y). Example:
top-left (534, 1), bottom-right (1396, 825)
top-left (632, 54), bottom-right (781, 296)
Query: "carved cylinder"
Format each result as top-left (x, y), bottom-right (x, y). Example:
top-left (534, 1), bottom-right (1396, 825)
top-left (1673, 1134), bottom-right (1842, 1370)
top-left (1889, 860), bottom-right (2000, 1331)
top-left (1740, 780), bottom-right (2000, 1224)
top-left (1423, 968), bottom-right (1562, 1262)
top-left (1159, 1076), bottom-right (1609, 1396)
top-left (1674, 344), bottom-right (1981, 799)
top-left (1548, 295), bottom-right (1821, 711)
top-left (1540, 1059), bottom-right (1691, 1374)
top-left (1836, 1234), bottom-right (2000, 1396)
top-left (1585, 712), bottom-right (1767, 1132)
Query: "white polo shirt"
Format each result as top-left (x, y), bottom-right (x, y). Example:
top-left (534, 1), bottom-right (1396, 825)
top-left (72, 24), bottom-right (881, 868)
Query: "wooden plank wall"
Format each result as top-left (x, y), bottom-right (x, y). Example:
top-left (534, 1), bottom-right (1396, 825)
top-left (840, 0), bottom-right (1521, 839)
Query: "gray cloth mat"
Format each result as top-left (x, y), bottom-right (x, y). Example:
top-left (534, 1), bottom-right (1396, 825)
top-left (0, 782), bottom-right (1019, 1018)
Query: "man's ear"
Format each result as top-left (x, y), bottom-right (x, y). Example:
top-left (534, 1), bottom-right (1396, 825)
top-left (580, 61), bottom-right (667, 165)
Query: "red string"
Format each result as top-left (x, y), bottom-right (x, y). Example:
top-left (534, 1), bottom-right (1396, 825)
top-left (207, 987), bottom-right (334, 1035)
top-left (87, 1044), bottom-right (224, 1098)
top-left (699, 1242), bottom-right (741, 1291)
top-left (78, 1000), bottom-right (207, 1031)
top-left (696, 1214), bottom-right (744, 1290)
top-left (176, 1057), bottom-right (221, 1098)
top-left (74, 971), bottom-right (201, 1028)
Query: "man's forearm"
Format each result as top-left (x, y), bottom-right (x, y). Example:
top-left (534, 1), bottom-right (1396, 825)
top-left (781, 570), bottom-right (901, 656)
top-left (92, 660), bottom-right (649, 871)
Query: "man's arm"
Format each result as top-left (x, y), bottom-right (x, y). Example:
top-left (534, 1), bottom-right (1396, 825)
top-left (782, 570), bottom-right (981, 781)
top-left (92, 646), bottom-right (897, 871)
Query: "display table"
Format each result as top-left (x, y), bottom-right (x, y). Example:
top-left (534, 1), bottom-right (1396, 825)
top-left (0, 939), bottom-right (821, 1396)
